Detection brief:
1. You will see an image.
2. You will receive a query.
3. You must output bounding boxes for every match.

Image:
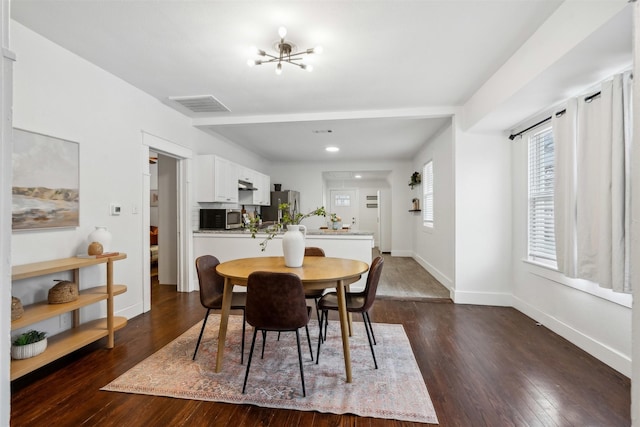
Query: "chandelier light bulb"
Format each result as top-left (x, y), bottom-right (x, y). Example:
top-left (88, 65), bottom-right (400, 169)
top-left (314, 46), bottom-right (323, 54)
top-left (247, 59), bottom-right (256, 67)
top-left (305, 64), bottom-right (313, 72)
top-left (278, 26), bottom-right (287, 39)
top-left (275, 63), bottom-right (283, 75)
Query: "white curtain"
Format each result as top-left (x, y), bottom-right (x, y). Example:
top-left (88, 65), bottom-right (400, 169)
top-left (553, 99), bottom-right (578, 278)
top-left (554, 73), bottom-right (632, 293)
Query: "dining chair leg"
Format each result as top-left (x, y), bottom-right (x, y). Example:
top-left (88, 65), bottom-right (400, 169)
top-left (316, 310), bottom-right (324, 365)
top-left (364, 311), bottom-right (376, 345)
top-left (305, 324), bottom-right (314, 361)
top-left (240, 310), bottom-right (246, 364)
top-left (362, 312), bottom-right (378, 369)
top-left (295, 329), bottom-right (306, 397)
top-left (192, 309), bottom-right (211, 360)
top-left (261, 330), bottom-right (267, 359)
top-left (323, 310), bottom-right (329, 341)
top-left (314, 298), bottom-right (324, 343)
top-left (242, 328), bottom-right (259, 394)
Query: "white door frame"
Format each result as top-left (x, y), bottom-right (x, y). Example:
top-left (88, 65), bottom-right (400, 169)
top-left (141, 131), bottom-right (193, 312)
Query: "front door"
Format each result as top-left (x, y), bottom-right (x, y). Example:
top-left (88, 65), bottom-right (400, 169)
top-left (329, 189), bottom-right (359, 229)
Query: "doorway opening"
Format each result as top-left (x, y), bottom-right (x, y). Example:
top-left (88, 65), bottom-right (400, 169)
top-left (142, 132), bottom-right (193, 313)
top-left (322, 170), bottom-right (391, 252)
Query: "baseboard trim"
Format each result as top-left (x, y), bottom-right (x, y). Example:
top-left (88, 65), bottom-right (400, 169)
top-left (452, 290), bottom-right (512, 306)
top-left (512, 295), bottom-right (631, 377)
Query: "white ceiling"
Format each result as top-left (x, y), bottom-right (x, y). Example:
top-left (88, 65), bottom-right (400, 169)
top-left (11, 1), bottom-right (632, 162)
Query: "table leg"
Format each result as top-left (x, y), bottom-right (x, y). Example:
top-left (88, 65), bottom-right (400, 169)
top-left (346, 284), bottom-right (353, 336)
top-left (336, 279), bottom-right (352, 383)
top-left (215, 277), bottom-right (234, 373)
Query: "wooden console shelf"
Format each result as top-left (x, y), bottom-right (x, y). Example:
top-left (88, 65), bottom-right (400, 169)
top-left (11, 254), bottom-right (127, 380)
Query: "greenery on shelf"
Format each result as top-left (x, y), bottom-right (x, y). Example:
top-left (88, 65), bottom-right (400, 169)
top-left (248, 203), bottom-right (326, 251)
top-left (409, 171), bottom-right (421, 189)
top-left (13, 330), bottom-right (47, 346)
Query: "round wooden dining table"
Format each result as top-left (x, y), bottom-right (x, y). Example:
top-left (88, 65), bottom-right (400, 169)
top-left (216, 256), bottom-right (369, 383)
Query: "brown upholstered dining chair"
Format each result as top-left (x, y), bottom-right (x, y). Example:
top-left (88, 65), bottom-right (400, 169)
top-left (275, 246), bottom-right (326, 343)
top-left (193, 255), bottom-right (247, 364)
top-left (316, 255), bottom-right (384, 369)
top-left (242, 271), bottom-right (313, 397)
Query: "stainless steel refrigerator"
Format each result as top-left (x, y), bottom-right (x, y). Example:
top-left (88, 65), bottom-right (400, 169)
top-left (261, 190), bottom-right (300, 222)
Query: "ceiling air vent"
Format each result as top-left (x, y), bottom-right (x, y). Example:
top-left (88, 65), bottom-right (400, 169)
top-left (168, 95), bottom-right (230, 113)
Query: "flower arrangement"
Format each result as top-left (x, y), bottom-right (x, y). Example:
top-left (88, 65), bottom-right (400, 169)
top-left (329, 213), bottom-right (342, 223)
top-left (248, 203), bottom-right (326, 251)
top-left (409, 171), bottom-right (421, 189)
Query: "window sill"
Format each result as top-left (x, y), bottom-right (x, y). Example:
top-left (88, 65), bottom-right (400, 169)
top-left (521, 258), bottom-right (632, 308)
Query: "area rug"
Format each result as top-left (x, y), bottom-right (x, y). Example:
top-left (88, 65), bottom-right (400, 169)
top-left (102, 314), bottom-right (438, 424)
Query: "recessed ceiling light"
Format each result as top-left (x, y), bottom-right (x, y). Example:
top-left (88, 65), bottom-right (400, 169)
top-left (325, 146), bottom-right (339, 152)
top-left (313, 129), bottom-right (333, 134)
top-left (354, 175), bottom-right (362, 179)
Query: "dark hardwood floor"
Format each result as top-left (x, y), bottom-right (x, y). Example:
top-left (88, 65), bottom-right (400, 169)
top-left (11, 283), bottom-right (630, 426)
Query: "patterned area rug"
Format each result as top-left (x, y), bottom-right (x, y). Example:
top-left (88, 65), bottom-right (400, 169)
top-left (102, 314), bottom-right (438, 424)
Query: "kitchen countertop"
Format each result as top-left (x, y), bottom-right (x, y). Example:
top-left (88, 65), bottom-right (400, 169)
top-left (194, 229), bottom-right (374, 236)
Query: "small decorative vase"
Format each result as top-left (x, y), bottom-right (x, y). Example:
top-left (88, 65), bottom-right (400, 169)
top-left (332, 221), bottom-right (342, 230)
top-left (11, 338), bottom-right (47, 360)
top-left (282, 224), bottom-right (306, 267)
top-left (88, 226), bottom-right (112, 252)
top-left (88, 241), bottom-right (103, 255)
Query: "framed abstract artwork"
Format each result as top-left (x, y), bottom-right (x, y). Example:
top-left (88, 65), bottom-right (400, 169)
top-left (12, 129), bottom-right (80, 230)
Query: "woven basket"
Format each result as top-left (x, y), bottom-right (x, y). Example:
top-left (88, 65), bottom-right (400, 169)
top-left (48, 280), bottom-right (79, 304)
top-left (11, 297), bottom-right (24, 321)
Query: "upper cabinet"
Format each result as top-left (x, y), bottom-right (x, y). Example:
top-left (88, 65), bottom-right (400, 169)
top-left (253, 172), bottom-right (271, 206)
top-left (195, 155), bottom-right (269, 206)
top-left (195, 155), bottom-right (239, 203)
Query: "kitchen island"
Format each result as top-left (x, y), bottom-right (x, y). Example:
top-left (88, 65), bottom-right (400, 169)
top-left (193, 229), bottom-right (374, 290)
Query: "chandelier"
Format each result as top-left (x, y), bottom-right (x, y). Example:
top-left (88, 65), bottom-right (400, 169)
top-left (247, 27), bottom-right (322, 74)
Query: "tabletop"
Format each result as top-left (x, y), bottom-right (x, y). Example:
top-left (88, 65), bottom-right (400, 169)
top-left (216, 256), bottom-right (369, 285)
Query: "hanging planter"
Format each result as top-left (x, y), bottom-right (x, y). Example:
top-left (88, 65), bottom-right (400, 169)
top-left (409, 172), bottom-right (421, 189)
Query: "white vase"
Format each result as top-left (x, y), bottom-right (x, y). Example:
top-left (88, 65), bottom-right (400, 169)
top-left (282, 224), bottom-right (306, 267)
top-left (11, 338), bottom-right (47, 360)
top-left (88, 226), bottom-right (112, 252)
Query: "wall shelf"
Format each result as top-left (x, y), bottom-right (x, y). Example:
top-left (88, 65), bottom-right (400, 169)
top-left (409, 209), bottom-right (422, 212)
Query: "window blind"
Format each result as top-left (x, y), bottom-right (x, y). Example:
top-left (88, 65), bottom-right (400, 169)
top-left (528, 127), bottom-right (556, 261)
top-left (423, 161), bottom-right (433, 226)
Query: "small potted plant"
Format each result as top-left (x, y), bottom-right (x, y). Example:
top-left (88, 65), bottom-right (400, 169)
top-left (11, 330), bottom-right (47, 360)
top-left (409, 171), bottom-right (421, 189)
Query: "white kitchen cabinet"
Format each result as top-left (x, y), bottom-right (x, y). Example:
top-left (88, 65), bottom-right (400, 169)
top-left (237, 166), bottom-right (253, 183)
top-left (253, 172), bottom-right (271, 206)
top-left (195, 155), bottom-right (239, 203)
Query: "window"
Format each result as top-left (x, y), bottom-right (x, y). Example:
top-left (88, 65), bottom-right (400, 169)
top-left (423, 160), bottom-right (433, 227)
top-left (334, 194), bottom-right (351, 207)
top-left (528, 126), bottom-right (556, 262)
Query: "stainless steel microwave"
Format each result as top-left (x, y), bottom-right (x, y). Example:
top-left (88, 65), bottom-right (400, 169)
top-left (199, 209), bottom-right (243, 230)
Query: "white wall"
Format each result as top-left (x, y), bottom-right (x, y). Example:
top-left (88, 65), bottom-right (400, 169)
top-left (632, 2), bottom-right (640, 421)
top-left (411, 121), bottom-right (455, 291)
top-left (158, 154), bottom-right (177, 284)
top-left (508, 120), bottom-right (632, 377)
top-left (1, 1), bottom-right (13, 423)
top-left (8, 21), bottom-right (269, 333)
top-left (453, 124), bottom-right (512, 305)
top-left (269, 160), bottom-right (413, 255)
